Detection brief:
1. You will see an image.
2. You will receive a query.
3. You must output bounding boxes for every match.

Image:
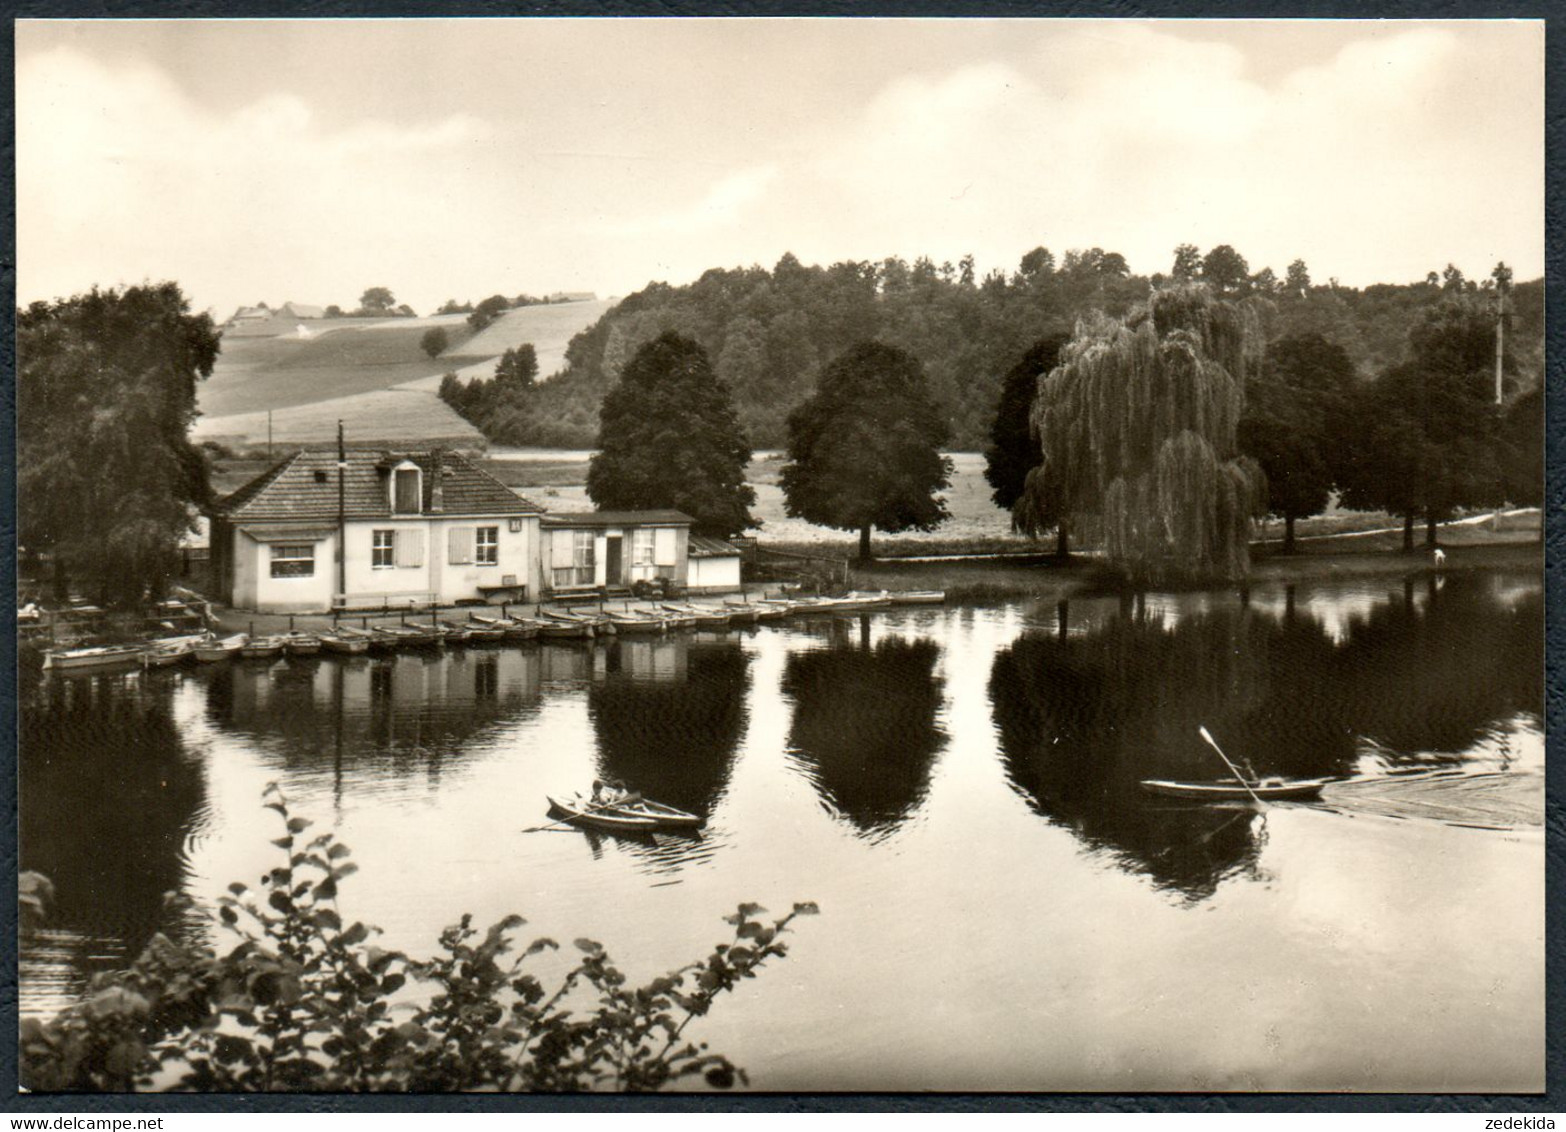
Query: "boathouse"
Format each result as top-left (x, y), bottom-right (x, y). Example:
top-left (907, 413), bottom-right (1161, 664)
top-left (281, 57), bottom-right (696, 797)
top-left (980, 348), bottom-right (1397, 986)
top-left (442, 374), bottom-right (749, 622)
top-left (207, 450), bottom-right (715, 612)
top-left (538, 511), bottom-right (693, 596)
top-left (208, 449), bottom-right (545, 612)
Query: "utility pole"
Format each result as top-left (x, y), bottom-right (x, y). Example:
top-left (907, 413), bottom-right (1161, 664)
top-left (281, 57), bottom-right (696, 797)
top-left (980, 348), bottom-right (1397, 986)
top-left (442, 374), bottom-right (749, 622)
top-left (337, 420), bottom-right (347, 603)
top-left (1492, 261), bottom-right (1511, 406)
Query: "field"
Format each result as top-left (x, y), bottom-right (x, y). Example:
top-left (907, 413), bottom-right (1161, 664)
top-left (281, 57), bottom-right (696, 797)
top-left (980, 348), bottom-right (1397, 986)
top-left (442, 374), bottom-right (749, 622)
top-left (194, 300), bottom-right (612, 451)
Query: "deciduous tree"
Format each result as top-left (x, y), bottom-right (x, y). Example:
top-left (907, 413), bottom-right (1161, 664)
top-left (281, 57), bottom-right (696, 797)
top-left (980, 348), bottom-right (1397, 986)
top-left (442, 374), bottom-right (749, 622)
top-left (1022, 284), bottom-right (1266, 585)
top-left (18, 283), bottom-right (220, 603)
top-left (420, 326), bottom-right (449, 359)
top-left (1238, 334), bottom-right (1355, 552)
top-left (984, 334), bottom-right (1070, 548)
top-left (359, 286), bottom-right (395, 313)
top-left (781, 341), bottom-right (952, 560)
top-left (587, 332), bottom-right (756, 537)
top-left (1338, 294), bottom-right (1505, 548)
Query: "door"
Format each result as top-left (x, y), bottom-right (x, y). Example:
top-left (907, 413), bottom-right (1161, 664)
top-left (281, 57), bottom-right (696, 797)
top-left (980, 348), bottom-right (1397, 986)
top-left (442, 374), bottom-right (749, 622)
top-left (605, 536), bottom-right (623, 586)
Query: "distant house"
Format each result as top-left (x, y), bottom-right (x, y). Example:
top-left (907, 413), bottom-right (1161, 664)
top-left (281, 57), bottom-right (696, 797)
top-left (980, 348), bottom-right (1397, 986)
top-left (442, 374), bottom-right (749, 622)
top-left (222, 300), bottom-right (327, 339)
top-left (207, 451), bottom-right (720, 612)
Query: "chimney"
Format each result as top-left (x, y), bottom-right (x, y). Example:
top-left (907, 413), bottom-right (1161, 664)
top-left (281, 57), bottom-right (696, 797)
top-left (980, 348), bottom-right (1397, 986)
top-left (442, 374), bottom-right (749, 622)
top-left (429, 448), bottom-right (444, 513)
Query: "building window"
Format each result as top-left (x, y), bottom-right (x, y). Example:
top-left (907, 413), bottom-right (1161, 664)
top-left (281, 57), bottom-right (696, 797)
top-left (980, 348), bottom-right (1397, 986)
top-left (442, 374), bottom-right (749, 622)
top-left (476, 526), bottom-right (499, 566)
top-left (270, 543), bottom-right (315, 578)
top-left (632, 528), bottom-right (655, 566)
top-left (372, 530), bottom-right (395, 569)
top-left (393, 467), bottom-right (420, 514)
top-left (572, 530), bottom-right (595, 585)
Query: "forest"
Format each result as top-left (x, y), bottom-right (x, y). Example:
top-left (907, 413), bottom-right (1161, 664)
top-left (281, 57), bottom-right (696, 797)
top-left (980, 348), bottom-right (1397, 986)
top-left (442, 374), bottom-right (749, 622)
top-left (438, 246), bottom-right (1544, 452)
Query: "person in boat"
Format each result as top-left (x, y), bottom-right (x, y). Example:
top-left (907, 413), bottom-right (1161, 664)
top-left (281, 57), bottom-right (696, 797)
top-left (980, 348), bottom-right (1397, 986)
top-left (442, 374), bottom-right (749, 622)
top-left (591, 779), bottom-right (643, 807)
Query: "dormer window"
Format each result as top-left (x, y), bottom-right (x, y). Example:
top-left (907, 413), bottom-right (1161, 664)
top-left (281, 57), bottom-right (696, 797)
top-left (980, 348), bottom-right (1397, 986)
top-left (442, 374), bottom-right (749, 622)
top-left (391, 462), bottom-right (422, 514)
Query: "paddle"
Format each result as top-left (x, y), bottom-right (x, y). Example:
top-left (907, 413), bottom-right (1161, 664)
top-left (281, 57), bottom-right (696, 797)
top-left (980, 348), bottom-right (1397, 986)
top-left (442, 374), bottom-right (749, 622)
top-left (521, 796), bottom-right (624, 834)
top-left (1198, 725), bottom-right (1266, 807)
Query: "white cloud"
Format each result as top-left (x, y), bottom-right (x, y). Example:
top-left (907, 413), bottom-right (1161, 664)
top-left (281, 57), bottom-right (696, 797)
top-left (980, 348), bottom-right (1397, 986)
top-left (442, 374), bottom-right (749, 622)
top-left (17, 46), bottom-right (494, 315)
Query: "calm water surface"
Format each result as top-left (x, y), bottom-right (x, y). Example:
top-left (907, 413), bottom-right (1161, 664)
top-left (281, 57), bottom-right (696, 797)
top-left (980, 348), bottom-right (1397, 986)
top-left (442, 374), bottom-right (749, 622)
top-left (20, 572), bottom-right (1544, 1091)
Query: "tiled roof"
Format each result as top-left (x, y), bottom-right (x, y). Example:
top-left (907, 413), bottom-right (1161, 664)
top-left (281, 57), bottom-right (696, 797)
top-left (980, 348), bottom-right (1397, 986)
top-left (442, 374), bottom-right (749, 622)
top-left (213, 449), bottom-right (541, 523)
top-left (539, 510), bottom-right (693, 528)
top-left (688, 535), bottom-right (741, 558)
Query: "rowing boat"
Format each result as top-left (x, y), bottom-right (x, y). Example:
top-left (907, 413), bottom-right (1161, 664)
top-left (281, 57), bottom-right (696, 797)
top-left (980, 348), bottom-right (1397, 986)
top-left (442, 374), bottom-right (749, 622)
top-left (194, 634), bottom-right (247, 663)
top-left (241, 636), bottom-right (287, 660)
top-left (602, 609), bottom-right (666, 633)
top-left (1139, 777), bottom-right (1335, 802)
top-left (319, 631), bottom-right (371, 655)
top-left (546, 795), bottom-right (660, 833)
top-left (44, 643), bottom-right (147, 671)
top-left (470, 613), bottom-right (542, 641)
top-left (660, 602), bottom-right (731, 628)
top-left (889, 590), bottom-right (946, 605)
top-left (282, 632), bottom-right (322, 657)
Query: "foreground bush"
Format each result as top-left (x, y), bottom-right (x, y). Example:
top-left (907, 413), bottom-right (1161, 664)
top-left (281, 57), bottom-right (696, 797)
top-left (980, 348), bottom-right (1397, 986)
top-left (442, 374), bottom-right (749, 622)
top-left (21, 785), bottom-right (815, 1092)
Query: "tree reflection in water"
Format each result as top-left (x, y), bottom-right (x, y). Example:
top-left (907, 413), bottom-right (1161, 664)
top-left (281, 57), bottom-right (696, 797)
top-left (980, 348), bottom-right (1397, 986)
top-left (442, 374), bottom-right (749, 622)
top-left (990, 573), bottom-right (1542, 901)
top-left (20, 669), bottom-right (206, 986)
top-left (588, 637), bottom-right (751, 820)
top-left (782, 630), bottom-right (945, 839)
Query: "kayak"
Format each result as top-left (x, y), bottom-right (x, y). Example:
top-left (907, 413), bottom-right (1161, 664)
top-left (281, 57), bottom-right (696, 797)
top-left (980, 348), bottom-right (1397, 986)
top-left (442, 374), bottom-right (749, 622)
top-left (1139, 777), bottom-right (1335, 802)
top-left (546, 795), bottom-right (660, 833)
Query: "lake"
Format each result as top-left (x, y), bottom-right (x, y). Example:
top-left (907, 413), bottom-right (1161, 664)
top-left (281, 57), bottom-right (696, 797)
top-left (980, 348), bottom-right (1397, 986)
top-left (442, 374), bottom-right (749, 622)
top-left (19, 571), bottom-right (1544, 1092)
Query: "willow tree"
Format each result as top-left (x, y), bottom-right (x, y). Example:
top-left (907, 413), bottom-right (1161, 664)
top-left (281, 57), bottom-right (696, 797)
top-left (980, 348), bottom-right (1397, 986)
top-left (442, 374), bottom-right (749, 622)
top-left (1022, 285), bottom-right (1266, 586)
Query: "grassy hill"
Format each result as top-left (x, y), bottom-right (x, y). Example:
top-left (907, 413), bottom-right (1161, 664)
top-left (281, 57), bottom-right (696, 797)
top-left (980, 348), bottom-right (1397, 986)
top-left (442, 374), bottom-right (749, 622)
top-left (194, 301), bottom-right (614, 449)
top-left (197, 317), bottom-right (476, 418)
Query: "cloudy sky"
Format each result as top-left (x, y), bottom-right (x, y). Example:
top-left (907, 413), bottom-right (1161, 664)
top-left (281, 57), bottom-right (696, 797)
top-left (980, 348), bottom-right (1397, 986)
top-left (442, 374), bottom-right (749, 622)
top-left (17, 18), bottom-right (1544, 320)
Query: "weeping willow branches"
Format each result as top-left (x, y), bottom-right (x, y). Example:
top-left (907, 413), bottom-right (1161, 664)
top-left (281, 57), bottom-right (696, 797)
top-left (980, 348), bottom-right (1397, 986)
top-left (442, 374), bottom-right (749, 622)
top-left (1023, 285), bottom-right (1267, 586)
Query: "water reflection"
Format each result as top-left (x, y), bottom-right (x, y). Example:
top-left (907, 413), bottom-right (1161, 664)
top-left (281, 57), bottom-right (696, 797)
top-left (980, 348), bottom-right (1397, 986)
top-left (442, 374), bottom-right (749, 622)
top-left (588, 637), bottom-right (750, 819)
top-left (782, 632), bottom-right (946, 839)
top-left (19, 670), bottom-right (207, 996)
top-left (990, 574), bottom-right (1543, 900)
top-left (201, 650), bottom-right (544, 789)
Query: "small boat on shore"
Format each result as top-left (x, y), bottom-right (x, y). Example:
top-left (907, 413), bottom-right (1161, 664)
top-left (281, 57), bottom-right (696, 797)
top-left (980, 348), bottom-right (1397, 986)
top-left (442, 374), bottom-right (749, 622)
top-left (451, 618), bottom-right (505, 642)
top-left (470, 613), bottom-right (541, 641)
top-left (44, 643), bottom-right (147, 671)
top-left (194, 634), bottom-right (247, 663)
top-left (602, 609), bottom-right (666, 633)
top-left (241, 636), bottom-right (287, 660)
top-left (537, 614), bottom-right (594, 640)
top-left (889, 590), bottom-right (946, 605)
top-left (282, 632), bottom-right (322, 657)
top-left (319, 630), bottom-right (371, 656)
top-left (721, 600), bottom-right (761, 624)
top-left (837, 590), bottom-right (893, 610)
top-left (143, 633), bottom-right (206, 668)
top-left (1140, 777), bottom-right (1336, 802)
top-left (750, 598), bottom-right (794, 620)
top-left (661, 602), bottom-right (731, 629)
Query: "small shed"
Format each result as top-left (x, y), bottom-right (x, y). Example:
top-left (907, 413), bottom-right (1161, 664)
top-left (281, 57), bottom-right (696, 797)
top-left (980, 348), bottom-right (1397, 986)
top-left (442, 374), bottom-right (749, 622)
top-left (687, 535), bottom-right (742, 593)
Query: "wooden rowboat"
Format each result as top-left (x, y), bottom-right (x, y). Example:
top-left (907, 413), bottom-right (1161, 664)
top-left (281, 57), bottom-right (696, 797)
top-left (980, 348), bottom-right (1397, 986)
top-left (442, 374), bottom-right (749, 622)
top-left (44, 643), bottom-right (147, 671)
top-left (241, 636), bottom-right (287, 660)
top-left (282, 632), bottom-right (322, 657)
top-left (889, 590), bottom-right (946, 605)
top-left (546, 795), bottom-right (660, 833)
top-left (194, 634), bottom-right (247, 663)
top-left (1139, 777), bottom-right (1335, 802)
top-left (319, 631), bottom-right (370, 656)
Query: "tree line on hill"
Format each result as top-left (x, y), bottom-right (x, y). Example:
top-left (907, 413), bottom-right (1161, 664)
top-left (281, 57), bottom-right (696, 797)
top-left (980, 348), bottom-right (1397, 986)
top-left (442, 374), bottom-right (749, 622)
top-left (16, 252), bottom-right (1543, 606)
top-left (434, 245), bottom-right (1543, 453)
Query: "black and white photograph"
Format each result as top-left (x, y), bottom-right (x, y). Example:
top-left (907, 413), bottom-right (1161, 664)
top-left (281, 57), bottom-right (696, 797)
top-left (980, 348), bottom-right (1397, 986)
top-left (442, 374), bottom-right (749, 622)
top-left (12, 17), bottom-right (1547, 1096)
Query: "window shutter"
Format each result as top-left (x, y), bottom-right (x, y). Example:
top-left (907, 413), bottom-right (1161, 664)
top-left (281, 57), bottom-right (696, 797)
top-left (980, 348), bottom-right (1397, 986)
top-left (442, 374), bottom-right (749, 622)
top-left (448, 527), bottom-right (474, 565)
top-left (654, 527), bottom-right (676, 566)
top-left (397, 528), bottom-right (425, 568)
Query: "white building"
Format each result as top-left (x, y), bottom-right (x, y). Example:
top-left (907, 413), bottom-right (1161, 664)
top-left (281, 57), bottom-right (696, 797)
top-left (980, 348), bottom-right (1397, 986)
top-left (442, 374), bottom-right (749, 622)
top-left (206, 450), bottom-right (736, 613)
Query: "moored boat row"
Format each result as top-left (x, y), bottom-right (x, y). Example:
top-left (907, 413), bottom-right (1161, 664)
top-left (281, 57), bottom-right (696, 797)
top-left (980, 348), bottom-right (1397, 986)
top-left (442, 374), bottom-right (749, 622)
top-left (36, 590), bottom-right (947, 673)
